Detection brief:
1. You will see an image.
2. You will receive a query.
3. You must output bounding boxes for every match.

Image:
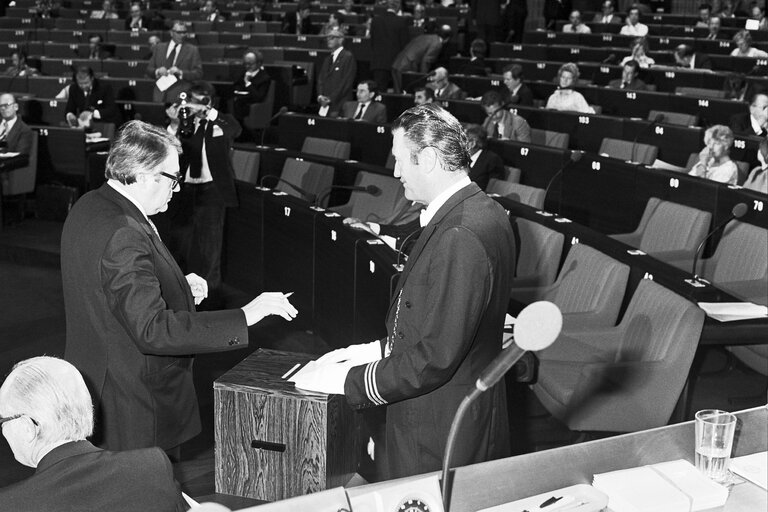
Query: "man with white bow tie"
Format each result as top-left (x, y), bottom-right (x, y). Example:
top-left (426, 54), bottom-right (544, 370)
top-left (316, 28), bottom-right (357, 118)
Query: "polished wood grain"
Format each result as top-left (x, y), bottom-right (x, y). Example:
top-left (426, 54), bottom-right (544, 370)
top-left (215, 349), bottom-right (358, 501)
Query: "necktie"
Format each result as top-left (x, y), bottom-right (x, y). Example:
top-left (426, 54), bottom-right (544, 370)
top-left (354, 103), bottom-right (365, 119)
top-left (166, 43), bottom-right (179, 67)
top-left (189, 120), bottom-right (207, 178)
top-left (0, 121), bottom-right (7, 142)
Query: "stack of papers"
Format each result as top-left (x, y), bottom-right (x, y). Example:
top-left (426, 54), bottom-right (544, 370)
top-left (697, 302), bottom-right (768, 322)
top-left (593, 460), bottom-right (728, 512)
top-left (730, 452), bottom-right (768, 490)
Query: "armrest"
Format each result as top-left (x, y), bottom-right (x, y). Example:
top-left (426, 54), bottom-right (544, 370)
top-left (610, 232), bottom-right (642, 247)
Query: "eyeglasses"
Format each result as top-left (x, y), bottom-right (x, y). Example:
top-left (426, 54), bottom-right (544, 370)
top-left (159, 171), bottom-right (184, 188)
top-left (172, 29), bottom-right (188, 34)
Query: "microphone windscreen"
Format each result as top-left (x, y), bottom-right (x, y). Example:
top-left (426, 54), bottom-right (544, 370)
top-left (732, 202), bottom-right (748, 218)
top-left (514, 301), bottom-right (562, 351)
top-left (653, 113), bottom-right (665, 123)
top-left (570, 150), bottom-right (584, 163)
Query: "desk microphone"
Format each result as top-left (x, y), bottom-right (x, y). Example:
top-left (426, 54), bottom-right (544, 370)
top-left (630, 113), bottom-right (664, 164)
top-left (543, 150), bottom-right (583, 214)
top-left (314, 184), bottom-right (381, 208)
top-left (691, 202), bottom-right (747, 281)
top-left (440, 301), bottom-right (562, 511)
top-left (259, 174), bottom-right (316, 203)
top-left (259, 106), bottom-right (288, 146)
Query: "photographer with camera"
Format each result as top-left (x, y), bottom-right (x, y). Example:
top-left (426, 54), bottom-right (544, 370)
top-left (164, 82), bottom-right (241, 294)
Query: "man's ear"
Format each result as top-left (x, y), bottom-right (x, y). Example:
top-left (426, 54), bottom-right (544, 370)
top-left (419, 146), bottom-right (439, 174)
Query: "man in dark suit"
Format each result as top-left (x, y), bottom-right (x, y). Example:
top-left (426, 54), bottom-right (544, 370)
top-left (502, 63), bottom-right (534, 106)
top-left (592, 0), bottom-right (621, 24)
top-left (456, 38), bottom-right (489, 76)
top-left (607, 59), bottom-right (647, 91)
top-left (316, 28), bottom-right (357, 117)
top-left (65, 66), bottom-right (121, 127)
top-left (146, 21), bottom-right (203, 102)
top-left (426, 66), bottom-right (466, 100)
top-left (60, 120), bottom-right (297, 453)
top-left (232, 50), bottom-right (272, 130)
top-left (674, 44), bottom-right (713, 70)
top-left (125, 1), bottom-right (151, 30)
top-left (0, 93), bottom-right (32, 155)
top-left (293, 104), bottom-right (515, 481)
top-left (340, 80), bottom-right (388, 123)
top-left (466, 123), bottom-right (507, 189)
top-left (0, 356), bottom-right (188, 511)
top-left (730, 92), bottom-right (768, 137)
top-left (82, 33), bottom-right (114, 60)
top-left (391, 23), bottom-right (452, 93)
top-left (281, 0), bottom-right (314, 34)
top-left (370, 0), bottom-right (410, 92)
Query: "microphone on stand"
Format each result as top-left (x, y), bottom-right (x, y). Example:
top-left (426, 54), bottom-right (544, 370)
top-left (543, 150), bottom-right (583, 215)
top-left (690, 202), bottom-right (747, 282)
top-left (440, 301), bottom-right (563, 511)
top-left (259, 106), bottom-right (288, 146)
top-left (314, 184), bottom-right (381, 208)
top-left (259, 174), bottom-right (316, 203)
top-left (630, 113), bottom-right (664, 164)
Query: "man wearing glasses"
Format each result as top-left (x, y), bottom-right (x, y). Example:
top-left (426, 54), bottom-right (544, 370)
top-left (316, 28), bottom-right (357, 118)
top-left (0, 356), bottom-right (188, 510)
top-left (146, 21), bottom-right (203, 102)
top-left (60, 120), bottom-right (297, 456)
top-left (0, 93), bottom-right (32, 156)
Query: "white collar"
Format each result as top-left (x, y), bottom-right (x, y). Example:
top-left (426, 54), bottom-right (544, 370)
top-left (750, 115), bottom-right (763, 134)
top-left (332, 46), bottom-right (344, 60)
top-left (470, 149), bottom-right (482, 167)
top-left (108, 179), bottom-right (150, 223)
top-left (420, 176), bottom-right (471, 227)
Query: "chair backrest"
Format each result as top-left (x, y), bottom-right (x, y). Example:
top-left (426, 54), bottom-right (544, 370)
top-left (675, 86), bottom-right (726, 99)
top-left (243, 80), bottom-right (275, 132)
top-left (648, 110), bottom-right (698, 127)
top-left (42, 127), bottom-right (88, 177)
top-left (705, 220), bottom-right (768, 285)
top-left (301, 136), bottom-right (351, 160)
top-left (279, 157), bottom-right (335, 206)
top-left (231, 148), bottom-right (261, 184)
top-left (486, 179), bottom-right (546, 208)
top-left (331, 171), bottom-right (404, 222)
top-left (544, 243), bottom-right (630, 327)
top-left (503, 165), bottom-right (521, 183)
top-left (1, 131), bottom-right (38, 196)
top-left (514, 218), bottom-right (565, 287)
top-left (530, 128), bottom-right (569, 149)
top-left (599, 137), bottom-right (658, 166)
top-left (91, 121), bottom-right (116, 141)
top-left (637, 199), bottom-right (712, 253)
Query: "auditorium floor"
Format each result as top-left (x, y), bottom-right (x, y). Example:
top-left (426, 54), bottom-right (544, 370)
top-left (0, 219), bottom-right (765, 501)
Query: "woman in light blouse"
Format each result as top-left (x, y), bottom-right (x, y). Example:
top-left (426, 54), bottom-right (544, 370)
top-left (688, 125), bottom-right (738, 184)
top-left (545, 63), bottom-right (594, 114)
top-left (730, 30), bottom-right (768, 58)
top-left (620, 37), bottom-right (655, 68)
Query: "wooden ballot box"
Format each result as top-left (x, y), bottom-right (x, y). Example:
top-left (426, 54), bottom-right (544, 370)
top-left (214, 349), bottom-right (358, 501)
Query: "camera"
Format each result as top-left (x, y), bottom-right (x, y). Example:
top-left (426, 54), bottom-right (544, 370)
top-left (177, 92), bottom-right (195, 138)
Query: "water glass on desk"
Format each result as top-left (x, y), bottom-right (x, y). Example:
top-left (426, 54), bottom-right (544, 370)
top-left (695, 409), bottom-right (737, 484)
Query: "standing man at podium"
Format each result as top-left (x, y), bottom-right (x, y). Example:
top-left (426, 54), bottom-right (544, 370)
top-left (293, 104), bottom-right (515, 480)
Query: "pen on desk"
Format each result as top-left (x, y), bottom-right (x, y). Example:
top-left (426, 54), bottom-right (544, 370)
top-left (539, 496), bottom-right (562, 508)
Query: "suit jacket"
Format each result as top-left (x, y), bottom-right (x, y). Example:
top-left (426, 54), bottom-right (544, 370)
top-left (316, 48), bottom-right (358, 115)
top-left (0, 441), bottom-right (187, 511)
top-left (4, 117), bottom-right (33, 155)
top-left (592, 13), bottom-right (622, 23)
top-left (692, 52), bottom-right (713, 70)
top-left (483, 110), bottom-right (531, 143)
top-left (344, 183), bottom-right (515, 480)
top-left (340, 100), bottom-right (388, 124)
top-left (62, 184), bottom-right (248, 451)
top-left (370, 10), bottom-right (410, 71)
top-left (146, 42), bottom-right (203, 102)
top-left (427, 81), bottom-right (466, 100)
top-left (281, 12), bottom-right (314, 34)
top-left (232, 68), bottom-right (272, 120)
top-left (729, 112), bottom-right (762, 137)
top-left (470, 149), bottom-right (505, 190)
top-left (178, 113), bottom-right (242, 207)
top-left (392, 33), bottom-right (444, 73)
top-left (508, 83), bottom-right (534, 106)
top-left (125, 14), bottom-right (151, 30)
top-left (607, 77), bottom-right (647, 91)
top-left (65, 78), bottom-right (121, 125)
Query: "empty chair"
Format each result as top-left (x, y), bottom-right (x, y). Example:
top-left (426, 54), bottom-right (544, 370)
top-left (0, 131), bottom-right (39, 220)
top-left (599, 137), bottom-right (658, 165)
top-left (241, 81), bottom-right (275, 133)
top-left (648, 109), bottom-right (698, 127)
top-left (533, 279), bottom-right (706, 432)
top-left (301, 136), bottom-right (351, 160)
top-left (512, 218), bottom-right (565, 288)
top-left (530, 128), bottom-right (570, 149)
top-left (511, 243), bottom-right (630, 329)
top-left (486, 179), bottom-right (546, 208)
top-left (277, 158), bottom-right (335, 207)
top-left (231, 148), bottom-right (261, 184)
top-left (609, 197), bottom-right (712, 264)
top-left (504, 165), bottom-right (521, 183)
top-left (332, 171), bottom-right (405, 222)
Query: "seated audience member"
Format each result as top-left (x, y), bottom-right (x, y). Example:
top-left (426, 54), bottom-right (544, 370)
top-left (695, 3), bottom-right (712, 27)
top-left (0, 93), bottom-right (33, 155)
top-left (316, 28), bottom-right (357, 117)
top-left (84, 34), bottom-right (113, 60)
top-left (457, 39), bottom-right (489, 76)
top-left (718, 0), bottom-right (735, 17)
top-left (125, 2), bottom-right (151, 30)
top-left (730, 92), bottom-right (768, 136)
top-left (282, 0), bottom-right (314, 35)
top-left (0, 356), bottom-right (188, 511)
top-left (608, 60), bottom-right (647, 91)
top-left (65, 66), bottom-right (120, 128)
top-left (410, 2), bottom-right (427, 28)
top-left (674, 44), bottom-right (712, 70)
top-left (3, 51), bottom-right (40, 77)
top-left (465, 123), bottom-right (506, 190)
top-left (427, 67), bottom-right (466, 100)
top-left (749, 4), bottom-right (768, 30)
top-left (731, 29), bottom-right (768, 58)
top-left (593, 0), bottom-right (621, 24)
top-left (745, 140), bottom-right (768, 193)
top-left (688, 125), bottom-right (738, 184)
top-left (621, 37), bottom-right (655, 68)
top-left (338, 0), bottom-right (356, 17)
top-left (244, 1), bottom-right (265, 21)
top-left (620, 7), bottom-right (648, 36)
top-left (200, 0), bottom-right (226, 22)
top-left (35, 0), bottom-right (60, 18)
top-left (481, 90), bottom-right (531, 142)
top-left (144, 35), bottom-right (161, 60)
top-left (546, 62), bottom-right (594, 113)
top-left (705, 16), bottom-right (721, 39)
top-left (91, 0), bottom-right (118, 19)
top-left (413, 86), bottom-right (434, 105)
top-left (723, 73), bottom-right (749, 101)
top-left (563, 10), bottom-right (591, 33)
top-left (340, 80), bottom-right (387, 123)
top-left (232, 50), bottom-right (271, 123)
top-left (502, 64), bottom-right (534, 106)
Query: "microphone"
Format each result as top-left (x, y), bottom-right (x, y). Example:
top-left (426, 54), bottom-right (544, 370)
top-left (690, 203), bottom-right (747, 281)
top-left (259, 106), bottom-right (289, 146)
top-left (259, 174), bottom-right (316, 203)
top-left (440, 301), bottom-right (562, 511)
top-left (543, 150), bottom-right (583, 215)
top-left (602, 53), bottom-right (617, 64)
top-left (630, 113), bottom-right (664, 164)
top-left (314, 184), bottom-right (381, 208)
